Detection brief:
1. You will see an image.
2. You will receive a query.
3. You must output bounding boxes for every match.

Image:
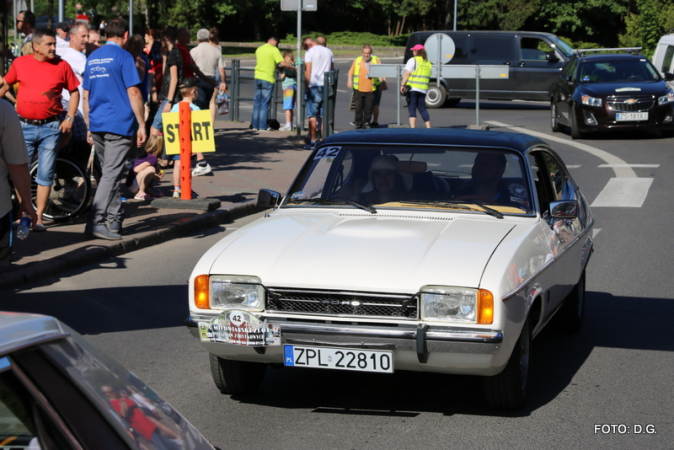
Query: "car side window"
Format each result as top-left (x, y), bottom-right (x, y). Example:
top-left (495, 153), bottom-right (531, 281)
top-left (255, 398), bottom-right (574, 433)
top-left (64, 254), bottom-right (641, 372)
top-left (662, 45), bottom-right (674, 73)
top-left (541, 152), bottom-right (564, 201)
top-left (520, 37), bottom-right (554, 60)
top-left (528, 152), bottom-right (556, 216)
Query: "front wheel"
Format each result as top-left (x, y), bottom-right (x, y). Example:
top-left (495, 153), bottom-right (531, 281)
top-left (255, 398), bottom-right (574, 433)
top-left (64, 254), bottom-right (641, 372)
top-left (425, 85), bottom-right (447, 109)
top-left (209, 353), bottom-right (267, 395)
top-left (551, 102), bottom-right (562, 132)
top-left (481, 318), bottom-right (531, 410)
top-left (570, 109), bottom-right (584, 139)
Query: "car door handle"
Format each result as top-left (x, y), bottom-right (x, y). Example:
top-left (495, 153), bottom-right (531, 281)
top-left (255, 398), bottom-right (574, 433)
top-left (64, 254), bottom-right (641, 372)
top-left (519, 62), bottom-right (526, 67)
top-left (504, 61), bottom-right (510, 65)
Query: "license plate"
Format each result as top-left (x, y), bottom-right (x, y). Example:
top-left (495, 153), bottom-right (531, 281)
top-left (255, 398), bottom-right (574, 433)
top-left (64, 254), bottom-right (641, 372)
top-left (616, 112), bottom-right (648, 121)
top-left (283, 345), bottom-right (394, 373)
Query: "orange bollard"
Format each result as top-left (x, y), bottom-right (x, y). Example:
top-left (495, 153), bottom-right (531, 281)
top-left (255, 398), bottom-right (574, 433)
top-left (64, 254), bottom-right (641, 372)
top-left (178, 102), bottom-right (192, 200)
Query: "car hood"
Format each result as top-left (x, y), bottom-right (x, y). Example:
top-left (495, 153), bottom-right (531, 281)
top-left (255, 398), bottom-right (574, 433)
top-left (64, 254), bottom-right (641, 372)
top-left (578, 81), bottom-right (668, 97)
top-left (207, 212), bottom-right (516, 293)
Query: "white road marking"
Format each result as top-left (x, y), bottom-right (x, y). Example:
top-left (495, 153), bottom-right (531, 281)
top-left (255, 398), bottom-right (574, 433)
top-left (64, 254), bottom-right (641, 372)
top-left (485, 121), bottom-right (637, 178)
top-left (592, 228), bottom-right (602, 239)
top-left (591, 178), bottom-right (654, 207)
top-left (598, 164), bottom-right (660, 168)
top-left (566, 165), bottom-right (581, 169)
top-left (337, 89), bottom-right (348, 93)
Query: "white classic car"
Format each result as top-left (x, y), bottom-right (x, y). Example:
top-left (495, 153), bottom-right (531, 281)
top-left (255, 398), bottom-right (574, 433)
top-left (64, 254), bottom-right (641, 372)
top-left (186, 128), bottom-right (594, 410)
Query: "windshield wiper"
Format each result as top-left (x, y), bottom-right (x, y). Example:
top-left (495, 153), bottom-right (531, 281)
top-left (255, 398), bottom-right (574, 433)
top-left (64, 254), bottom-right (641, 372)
top-left (287, 197), bottom-right (377, 214)
top-left (402, 200), bottom-right (503, 219)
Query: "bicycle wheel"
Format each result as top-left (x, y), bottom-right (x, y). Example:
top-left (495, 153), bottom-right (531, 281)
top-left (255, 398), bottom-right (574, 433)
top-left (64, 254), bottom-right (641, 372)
top-left (30, 156), bottom-right (92, 222)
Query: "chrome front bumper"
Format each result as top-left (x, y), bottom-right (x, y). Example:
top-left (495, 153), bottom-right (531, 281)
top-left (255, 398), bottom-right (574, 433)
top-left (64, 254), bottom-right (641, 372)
top-left (185, 314), bottom-right (503, 363)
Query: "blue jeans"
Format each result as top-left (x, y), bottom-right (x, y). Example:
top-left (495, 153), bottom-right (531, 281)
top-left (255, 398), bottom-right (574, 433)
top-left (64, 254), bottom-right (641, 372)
top-left (252, 79), bottom-right (274, 130)
top-left (306, 86), bottom-right (324, 118)
top-left (21, 120), bottom-right (62, 186)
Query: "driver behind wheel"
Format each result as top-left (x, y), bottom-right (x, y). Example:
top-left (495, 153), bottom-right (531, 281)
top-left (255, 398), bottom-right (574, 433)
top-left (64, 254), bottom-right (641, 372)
top-left (453, 152), bottom-right (530, 212)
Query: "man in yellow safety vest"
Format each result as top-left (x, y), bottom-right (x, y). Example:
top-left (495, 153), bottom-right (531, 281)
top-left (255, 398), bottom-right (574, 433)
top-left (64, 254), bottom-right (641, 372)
top-left (347, 44), bottom-right (386, 129)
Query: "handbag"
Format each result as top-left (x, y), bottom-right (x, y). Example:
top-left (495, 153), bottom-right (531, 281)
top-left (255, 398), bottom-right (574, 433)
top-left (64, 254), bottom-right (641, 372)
top-left (216, 90), bottom-right (229, 115)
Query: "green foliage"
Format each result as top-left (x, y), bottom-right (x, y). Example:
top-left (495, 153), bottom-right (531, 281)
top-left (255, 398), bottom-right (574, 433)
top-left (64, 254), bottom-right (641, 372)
top-left (280, 31), bottom-right (407, 47)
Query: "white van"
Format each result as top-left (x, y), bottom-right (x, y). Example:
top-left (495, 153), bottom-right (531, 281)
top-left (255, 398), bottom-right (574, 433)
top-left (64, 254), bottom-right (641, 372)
top-left (652, 34), bottom-right (674, 76)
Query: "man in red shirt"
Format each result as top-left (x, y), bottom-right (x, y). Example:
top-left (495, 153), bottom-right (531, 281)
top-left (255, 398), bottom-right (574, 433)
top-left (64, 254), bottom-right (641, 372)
top-left (0, 28), bottom-right (79, 229)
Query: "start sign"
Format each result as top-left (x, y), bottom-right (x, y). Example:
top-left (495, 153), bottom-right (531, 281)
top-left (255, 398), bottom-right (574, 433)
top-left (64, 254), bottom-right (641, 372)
top-left (162, 110), bottom-right (216, 155)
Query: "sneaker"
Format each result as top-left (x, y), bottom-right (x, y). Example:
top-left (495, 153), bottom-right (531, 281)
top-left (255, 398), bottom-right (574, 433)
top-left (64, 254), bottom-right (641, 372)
top-left (109, 220), bottom-right (122, 234)
top-left (280, 124), bottom-right (293, 131)
top-left (192, 163), bottom-right (212, 176)
top-left (85, 223), bottom-right (121, 240)
top-left (370, 122), bottom-right (379, 127)
top-left (349, 121), bottom-right (356, 126)
top-left (172, 189), bottom-right (181, 198)
top-left (303, 141), bottom-right (317, 150)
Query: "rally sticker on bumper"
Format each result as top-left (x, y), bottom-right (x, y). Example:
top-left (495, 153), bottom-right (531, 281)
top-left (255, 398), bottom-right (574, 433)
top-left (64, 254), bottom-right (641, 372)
top-left (198, 310), bottom-right (281, 346)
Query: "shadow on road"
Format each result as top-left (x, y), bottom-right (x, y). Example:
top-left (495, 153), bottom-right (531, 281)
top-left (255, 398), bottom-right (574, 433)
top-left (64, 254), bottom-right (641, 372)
top-left (2, 288), bottom-right (671, 415)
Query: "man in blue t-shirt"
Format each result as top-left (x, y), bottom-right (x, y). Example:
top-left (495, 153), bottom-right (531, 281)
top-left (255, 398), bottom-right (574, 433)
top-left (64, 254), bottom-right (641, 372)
top-left (83, 18), bottom-right (146, 240)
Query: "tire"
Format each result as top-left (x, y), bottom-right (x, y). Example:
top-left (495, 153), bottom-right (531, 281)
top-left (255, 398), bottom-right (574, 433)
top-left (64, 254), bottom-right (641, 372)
top-left (30, 156), bottom-right (91, 222)
top-left (425, 85), bottom-right (447, 109)
top-left (551, 102), bottom-right (562, 132)
top-left (556, 271), bottom-right (586, 333)
top-left (209, 353), bottom-right (267, 395)
top-left (570, 108), bottom-right (584, 139)
top-left (481, 318), bottom-right (531, 410)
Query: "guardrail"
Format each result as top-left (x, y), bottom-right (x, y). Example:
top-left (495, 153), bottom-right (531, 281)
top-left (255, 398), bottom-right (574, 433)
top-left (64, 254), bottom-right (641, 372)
top-left (228, 59), bottom-right (339, 138)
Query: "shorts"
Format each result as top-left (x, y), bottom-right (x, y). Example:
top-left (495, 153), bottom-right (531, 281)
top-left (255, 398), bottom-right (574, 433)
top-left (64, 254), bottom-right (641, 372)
top-left (151, 99), bottom-right (171, 131)
top-left (305, 86), bottom-right (324, 118)
top-left (374, 86), bottom-right (382, 106)
top-left (283, 85), bottom-right (296, 110)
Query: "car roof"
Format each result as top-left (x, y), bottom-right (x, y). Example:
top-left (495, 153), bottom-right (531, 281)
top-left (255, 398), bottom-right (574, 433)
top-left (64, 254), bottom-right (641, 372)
top-left (409, 30), bottom-right (558, 38)
top-left (319, 128), bottom-right (547, 155)
top-left (0, 312), bottom-right (68, 356)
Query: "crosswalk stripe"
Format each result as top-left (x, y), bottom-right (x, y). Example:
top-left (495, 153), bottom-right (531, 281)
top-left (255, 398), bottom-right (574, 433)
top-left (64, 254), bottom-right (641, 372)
top-left (591, 178), bottom-right (654, 207)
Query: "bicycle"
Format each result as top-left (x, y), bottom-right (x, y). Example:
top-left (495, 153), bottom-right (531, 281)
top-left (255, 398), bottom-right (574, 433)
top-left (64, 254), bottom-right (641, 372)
top-left (26, 141), bottom-right (100, 222)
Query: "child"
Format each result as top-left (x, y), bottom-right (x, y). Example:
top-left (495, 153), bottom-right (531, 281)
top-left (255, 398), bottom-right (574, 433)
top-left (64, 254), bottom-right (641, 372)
top-left (170, 78), bottom-right (200, 198)
top-left (126, 134), bottom-right (165, 200)
top-left (279, 51), bottom-right (296, 131)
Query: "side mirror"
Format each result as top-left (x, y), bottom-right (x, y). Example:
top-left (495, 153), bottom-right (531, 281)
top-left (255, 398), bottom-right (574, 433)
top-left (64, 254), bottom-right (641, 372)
top-left (546, 52), bottom-right (559, 62)
top-left (257, 189), bottom-right (282, 208)
top-left (663, 72), bottom-right (674, 81)
top-left (565, 75), bottom-right (574, 85)
top-left (550, 200), bottom-right (578, 219)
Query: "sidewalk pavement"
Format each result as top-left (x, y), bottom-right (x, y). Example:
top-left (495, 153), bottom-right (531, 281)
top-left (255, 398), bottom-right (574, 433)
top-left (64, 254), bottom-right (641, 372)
top-left (1, 119), bottom-right (312, 290)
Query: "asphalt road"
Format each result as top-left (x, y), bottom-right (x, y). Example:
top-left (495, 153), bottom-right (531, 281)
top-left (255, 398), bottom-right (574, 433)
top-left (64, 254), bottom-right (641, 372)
top-left (3, 70), bottom-right (674, 448)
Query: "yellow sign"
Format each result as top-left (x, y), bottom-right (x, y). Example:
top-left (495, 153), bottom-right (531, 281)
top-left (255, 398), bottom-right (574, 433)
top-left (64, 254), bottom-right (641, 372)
top-left (162, 109), bottom-right (216, 155)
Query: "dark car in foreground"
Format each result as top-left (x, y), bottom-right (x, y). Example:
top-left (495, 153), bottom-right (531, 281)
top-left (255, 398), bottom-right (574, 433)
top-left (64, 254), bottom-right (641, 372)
top-left (550, 49), bottom-right (674, 138)
top-left (0, 312), bottom-right (214, 450)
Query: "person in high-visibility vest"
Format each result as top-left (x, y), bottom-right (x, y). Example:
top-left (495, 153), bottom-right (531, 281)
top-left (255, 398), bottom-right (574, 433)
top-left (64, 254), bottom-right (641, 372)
top-left (400, 44), bottom-right (432, 128)
top-left (347, 44), bottom-right (387, 129)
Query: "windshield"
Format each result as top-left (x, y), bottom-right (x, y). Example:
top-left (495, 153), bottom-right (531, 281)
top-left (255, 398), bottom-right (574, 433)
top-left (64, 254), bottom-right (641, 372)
top-left (285, 145), bottom-right (533, 215)
top-left (578, 58), bottom-right (661, 83)
top-left (551, 37), bottom-right (574, 58)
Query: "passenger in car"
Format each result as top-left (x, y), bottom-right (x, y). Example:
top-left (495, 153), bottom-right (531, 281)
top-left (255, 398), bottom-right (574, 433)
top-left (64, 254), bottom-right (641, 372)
top-left (359, 155), bottom-right (414, 204)
top-left (453, 152), bottom-right (529, 209)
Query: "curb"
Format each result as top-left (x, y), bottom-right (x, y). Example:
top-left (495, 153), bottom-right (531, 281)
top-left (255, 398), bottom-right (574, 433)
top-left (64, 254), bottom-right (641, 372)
top-left (0, 200), bottom-right (265, 291)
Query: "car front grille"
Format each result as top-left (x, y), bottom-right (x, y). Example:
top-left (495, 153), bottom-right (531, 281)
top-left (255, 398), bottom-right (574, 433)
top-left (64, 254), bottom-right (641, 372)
top-left (266, 288), bottom-right (419, 319)
top-left (607, 96), bottom-right (654, 112)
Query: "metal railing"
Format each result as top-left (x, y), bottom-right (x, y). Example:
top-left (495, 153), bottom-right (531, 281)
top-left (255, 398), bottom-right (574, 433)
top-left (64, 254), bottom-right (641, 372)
top-left (228, 59), bottom-right (339, 138)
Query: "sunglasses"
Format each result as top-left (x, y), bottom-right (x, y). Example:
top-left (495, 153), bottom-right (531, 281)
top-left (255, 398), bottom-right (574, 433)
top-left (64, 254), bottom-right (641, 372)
top-left (16, 19), bottom-right (23, 24)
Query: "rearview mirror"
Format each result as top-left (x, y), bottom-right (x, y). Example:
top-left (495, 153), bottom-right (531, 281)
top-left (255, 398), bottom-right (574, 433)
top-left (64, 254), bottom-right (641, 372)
top-left (546, 52), bottom-right (559, 62)
top-left (663, 72), bottom-right (674, 81)
top-left (550, 200), bottom-right (578, 219)
top-left (257, 189), bottom-right (282, 208)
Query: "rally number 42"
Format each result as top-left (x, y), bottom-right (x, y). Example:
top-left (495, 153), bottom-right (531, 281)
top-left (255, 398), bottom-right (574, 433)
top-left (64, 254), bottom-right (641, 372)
top-left (314, 146), bottom-right (340, 159)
